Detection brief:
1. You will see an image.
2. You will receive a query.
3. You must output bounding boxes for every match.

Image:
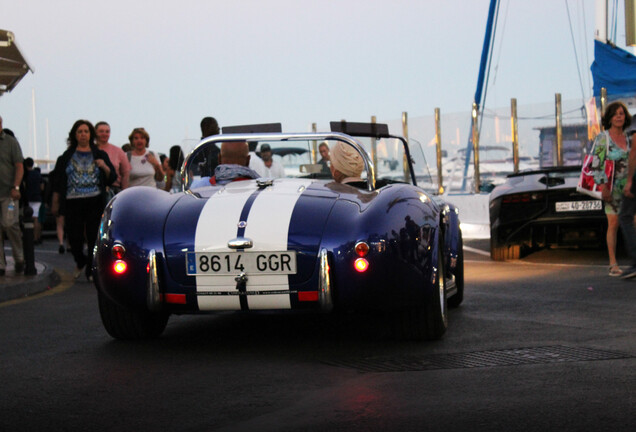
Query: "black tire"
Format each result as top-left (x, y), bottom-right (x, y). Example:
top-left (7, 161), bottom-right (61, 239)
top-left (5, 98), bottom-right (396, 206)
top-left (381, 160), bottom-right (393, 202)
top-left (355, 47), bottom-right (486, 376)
top-left (97, 291), bottom-right (169, 340)
top-left (448, 231), bottom-right (464, 308)
top-left (392, 238), bottom-right (448, 340)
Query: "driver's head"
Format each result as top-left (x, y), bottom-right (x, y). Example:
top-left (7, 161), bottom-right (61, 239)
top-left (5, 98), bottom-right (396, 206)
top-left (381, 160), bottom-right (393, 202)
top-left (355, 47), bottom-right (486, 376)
top-left (218, 141), bottom-right (250, 166)
top-left (330, 141), bottom-right (364, 181)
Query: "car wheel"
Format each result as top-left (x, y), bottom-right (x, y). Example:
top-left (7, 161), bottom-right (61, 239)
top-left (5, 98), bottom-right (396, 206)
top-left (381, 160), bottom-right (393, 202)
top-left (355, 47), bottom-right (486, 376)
top-left (448, 231), bottom-right (464, 308)
top-left (392, 238), bottom-right (448, 340)
top-left (97, 291), bottom-right (169, 340)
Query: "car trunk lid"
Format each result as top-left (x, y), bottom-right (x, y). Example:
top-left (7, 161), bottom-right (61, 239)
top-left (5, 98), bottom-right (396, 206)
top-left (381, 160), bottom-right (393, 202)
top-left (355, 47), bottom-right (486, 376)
top-left (163, 179), bottom-right (338, 291)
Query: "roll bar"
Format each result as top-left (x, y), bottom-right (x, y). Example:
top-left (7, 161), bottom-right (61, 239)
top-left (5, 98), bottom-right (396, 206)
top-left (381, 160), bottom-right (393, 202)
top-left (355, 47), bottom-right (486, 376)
top-left (181, 132), bottom-right (416, 192)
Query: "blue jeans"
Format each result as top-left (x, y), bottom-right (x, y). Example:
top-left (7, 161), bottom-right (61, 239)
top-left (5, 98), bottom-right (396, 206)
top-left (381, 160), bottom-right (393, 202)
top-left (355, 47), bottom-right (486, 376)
top-left (619, 194), bottom-right (636, 265)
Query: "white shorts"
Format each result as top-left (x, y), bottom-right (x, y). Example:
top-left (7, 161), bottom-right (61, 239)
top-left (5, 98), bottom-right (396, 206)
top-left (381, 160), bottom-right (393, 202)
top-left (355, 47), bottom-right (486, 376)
top-left (28, 202), bottom-right (41, 217)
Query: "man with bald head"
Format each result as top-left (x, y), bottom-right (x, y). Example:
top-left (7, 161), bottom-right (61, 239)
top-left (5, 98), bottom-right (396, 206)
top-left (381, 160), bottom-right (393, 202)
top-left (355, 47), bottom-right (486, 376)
top-left (209, 141), bottom-right (260, 185)
top-left (219, 141), bottom-right (249, 164)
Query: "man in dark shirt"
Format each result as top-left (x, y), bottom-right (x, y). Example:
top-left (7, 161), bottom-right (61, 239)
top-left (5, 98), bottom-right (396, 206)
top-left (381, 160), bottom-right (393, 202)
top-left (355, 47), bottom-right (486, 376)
top-left (23, 157), bottom-right (43, 243)
top-left (199, 116), bottom-right (221, 175)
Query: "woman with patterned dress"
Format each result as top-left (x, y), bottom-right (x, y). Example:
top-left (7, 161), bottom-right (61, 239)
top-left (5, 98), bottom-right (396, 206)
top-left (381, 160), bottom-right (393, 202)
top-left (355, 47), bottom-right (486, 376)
top-left (591, 101), bottom-right (634, 276)
top-left (51, 120), bottom-right (116, 280)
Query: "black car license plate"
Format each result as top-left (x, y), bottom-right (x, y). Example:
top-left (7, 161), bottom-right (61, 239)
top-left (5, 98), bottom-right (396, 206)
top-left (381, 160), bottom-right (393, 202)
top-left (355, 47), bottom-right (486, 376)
top-left (555, 200), bottom-right (602, 212)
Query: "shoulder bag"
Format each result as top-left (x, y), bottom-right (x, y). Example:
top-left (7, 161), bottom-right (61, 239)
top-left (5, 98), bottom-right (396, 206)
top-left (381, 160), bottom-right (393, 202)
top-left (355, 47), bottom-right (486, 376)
top-left (576, 131), bottom-right (614, 200)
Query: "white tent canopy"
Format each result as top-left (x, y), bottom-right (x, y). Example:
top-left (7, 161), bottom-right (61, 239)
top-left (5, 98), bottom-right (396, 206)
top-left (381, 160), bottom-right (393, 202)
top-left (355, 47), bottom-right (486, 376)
top-left (0, 29), bottom-right (33, 96)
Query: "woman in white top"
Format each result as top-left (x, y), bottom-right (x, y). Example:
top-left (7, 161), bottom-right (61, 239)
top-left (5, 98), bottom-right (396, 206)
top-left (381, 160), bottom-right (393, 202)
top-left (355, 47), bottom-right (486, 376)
top-left (127, 127), bottom-right (163, 188)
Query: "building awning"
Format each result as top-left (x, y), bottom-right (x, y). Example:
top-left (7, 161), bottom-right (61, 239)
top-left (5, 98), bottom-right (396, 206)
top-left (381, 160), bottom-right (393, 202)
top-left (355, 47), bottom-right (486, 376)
top-left (0, 29), bottom-right (33, 96)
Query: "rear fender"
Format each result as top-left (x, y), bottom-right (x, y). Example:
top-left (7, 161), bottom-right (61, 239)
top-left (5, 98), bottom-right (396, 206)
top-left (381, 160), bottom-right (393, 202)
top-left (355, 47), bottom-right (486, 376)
top-left (322, 184), bottom-right (441, 310)
top-left (94, 188), bottom-right (180, 309)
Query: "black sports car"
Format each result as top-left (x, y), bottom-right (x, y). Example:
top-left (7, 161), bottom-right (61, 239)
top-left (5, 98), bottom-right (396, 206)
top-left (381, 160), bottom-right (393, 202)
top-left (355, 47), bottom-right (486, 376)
top-left (489, 165), bottom-right (607, 260)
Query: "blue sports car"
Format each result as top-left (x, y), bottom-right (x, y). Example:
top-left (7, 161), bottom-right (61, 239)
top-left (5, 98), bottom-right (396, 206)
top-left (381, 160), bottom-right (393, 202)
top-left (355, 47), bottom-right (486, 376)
top-left (93, 122), bottom-right (464, 340)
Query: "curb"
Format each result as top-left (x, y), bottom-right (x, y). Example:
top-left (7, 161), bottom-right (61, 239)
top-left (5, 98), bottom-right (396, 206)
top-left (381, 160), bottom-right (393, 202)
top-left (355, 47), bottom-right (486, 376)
top-left (0, 262), bottom-right (61, 303)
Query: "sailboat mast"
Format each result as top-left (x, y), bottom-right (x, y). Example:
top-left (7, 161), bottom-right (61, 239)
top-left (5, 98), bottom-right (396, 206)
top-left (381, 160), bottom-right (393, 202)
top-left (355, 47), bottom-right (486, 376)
top-left (595, 0), bottom-right (608, 42)
top-left (46, 118), bottom-right (50, 164)
top-left (31, 88), bottom-right (37, 160)
top-left (462, 0), bottom-right (499, 192)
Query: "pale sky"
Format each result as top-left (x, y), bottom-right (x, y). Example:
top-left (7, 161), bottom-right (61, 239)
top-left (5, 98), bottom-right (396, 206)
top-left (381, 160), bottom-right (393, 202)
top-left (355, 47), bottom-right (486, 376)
top-left (0, 0), bottom-right (625, 162)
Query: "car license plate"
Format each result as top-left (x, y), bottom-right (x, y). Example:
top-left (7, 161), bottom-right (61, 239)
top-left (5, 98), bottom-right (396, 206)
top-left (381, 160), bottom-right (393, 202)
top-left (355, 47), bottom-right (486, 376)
top-left (555, 200), bottom-right (602, 212)
top-left (186, 251), bottom-right (297, 276)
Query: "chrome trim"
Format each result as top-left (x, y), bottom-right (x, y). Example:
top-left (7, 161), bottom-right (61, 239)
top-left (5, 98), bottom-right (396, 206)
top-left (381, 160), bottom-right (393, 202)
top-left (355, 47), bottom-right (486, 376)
top-left (445, 274), bottom-right (457, 298)
top-left (234, 272), bottom-right (248, 284)
top-left (437, 245), bottom-right (448, 327)
top-left (146, 249), bottom-right (162, 311)
top-left (257, 178), bottom-right (274, 188)
top-left (319, 248), bottom-right (333, 312)
top-left (111, 242), bottom-right (126, 258)
top-left (228, 237), bottom-right (253, 249)
top-left (354, 241), bottom-right (369, 257)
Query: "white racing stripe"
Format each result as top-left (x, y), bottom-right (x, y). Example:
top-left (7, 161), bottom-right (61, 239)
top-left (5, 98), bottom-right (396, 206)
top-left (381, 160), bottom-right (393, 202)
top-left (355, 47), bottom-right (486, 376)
top-left (243, 180), bottom-right (311, 309)
top-left (194, 179), bottom-right (313, 311)
top-left (195, 183), bottom-right (255, 310)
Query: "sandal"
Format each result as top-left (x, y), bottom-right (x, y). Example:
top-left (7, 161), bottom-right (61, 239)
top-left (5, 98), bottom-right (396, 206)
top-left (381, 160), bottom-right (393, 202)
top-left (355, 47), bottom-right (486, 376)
top-left (609, 264), bottom-right (623, 277)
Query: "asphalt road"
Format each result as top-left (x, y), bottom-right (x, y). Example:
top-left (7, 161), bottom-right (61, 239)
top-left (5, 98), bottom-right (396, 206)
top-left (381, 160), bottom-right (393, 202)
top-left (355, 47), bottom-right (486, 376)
top-left (0, 238), bottom-right (634, 432)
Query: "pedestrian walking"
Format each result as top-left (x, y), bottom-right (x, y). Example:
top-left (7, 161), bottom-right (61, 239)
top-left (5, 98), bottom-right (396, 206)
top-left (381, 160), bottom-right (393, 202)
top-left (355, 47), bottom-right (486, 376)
top-left (51, 120), bottom-right (116, 280)
top-left (620, 130), bottom-right (636, 279)
top-left (0, 116), bottom-right (25, 275)
top-left (164, 145), bottom-right (184, 193)
top-left (127, 127), bottom-right (164, 188)
top-left (95, 121), bottom-right (130, 194)
top-left (22, 157), bottom-right (43, 244)
top-left (590, 102), bottom-right (632, 276)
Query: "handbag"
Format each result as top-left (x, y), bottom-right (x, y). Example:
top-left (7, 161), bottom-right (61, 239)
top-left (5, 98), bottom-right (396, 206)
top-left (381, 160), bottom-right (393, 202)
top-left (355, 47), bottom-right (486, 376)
top-left (576, 131), bottom-right (614, 200)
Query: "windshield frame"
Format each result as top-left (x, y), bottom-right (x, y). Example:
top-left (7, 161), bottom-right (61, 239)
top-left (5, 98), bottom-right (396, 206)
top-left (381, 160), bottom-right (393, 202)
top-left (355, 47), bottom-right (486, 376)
top-left (181, 132), bottom-right (418, 192)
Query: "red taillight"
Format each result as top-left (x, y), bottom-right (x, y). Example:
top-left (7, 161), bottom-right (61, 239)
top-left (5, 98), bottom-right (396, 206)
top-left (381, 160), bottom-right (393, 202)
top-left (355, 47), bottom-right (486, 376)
top-left (502, 192), bottom-right (544, 204)
top-left (298, 291), bottom-right (319, 302)
top-left (354, 258), bottom-right (369, 272)
top-left (113, 260), bottom-right (127, 274)
top-left (503, 193), bottom-right (527, 203)
top-left (112, 244), bottom-right (126, 260)
top-left (164, 294), bottom-right (186, 304)
top-left (355, 241), bottom-right (369, 257)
